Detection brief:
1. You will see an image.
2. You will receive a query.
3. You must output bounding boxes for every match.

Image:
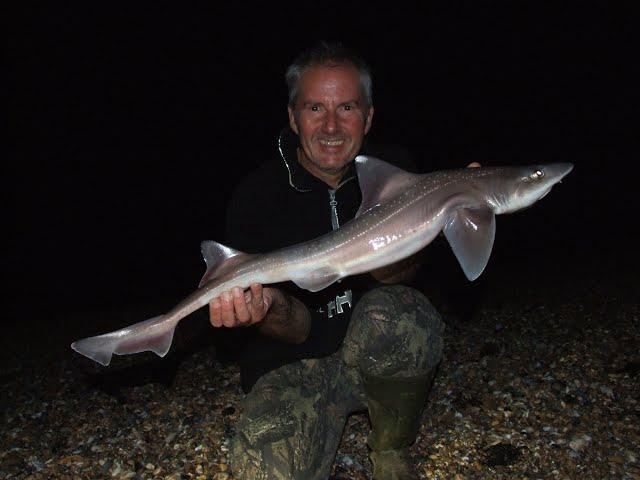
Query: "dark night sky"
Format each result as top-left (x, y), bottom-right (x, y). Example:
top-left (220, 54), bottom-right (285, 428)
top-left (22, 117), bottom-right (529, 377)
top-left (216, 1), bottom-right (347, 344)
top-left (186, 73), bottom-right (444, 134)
top-left (5, 2), bottom-right (638, 321)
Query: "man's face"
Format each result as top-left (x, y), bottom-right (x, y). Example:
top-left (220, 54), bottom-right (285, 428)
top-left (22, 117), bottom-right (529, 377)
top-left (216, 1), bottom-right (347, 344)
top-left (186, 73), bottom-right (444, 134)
top-left (288, 63), bottom-right (373, 183)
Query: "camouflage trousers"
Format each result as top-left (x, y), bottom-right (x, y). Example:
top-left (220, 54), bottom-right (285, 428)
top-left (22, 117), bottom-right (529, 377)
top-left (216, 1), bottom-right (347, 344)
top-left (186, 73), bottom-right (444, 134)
top-left (229, 285), bottom-right (445, 480)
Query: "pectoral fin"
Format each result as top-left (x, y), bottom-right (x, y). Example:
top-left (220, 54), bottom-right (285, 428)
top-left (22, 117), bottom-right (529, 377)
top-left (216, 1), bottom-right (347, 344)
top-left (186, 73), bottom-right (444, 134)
top-left (443, 208), bottom-right (496, 281)
top-left (292, 268), bottom-right (342, 292)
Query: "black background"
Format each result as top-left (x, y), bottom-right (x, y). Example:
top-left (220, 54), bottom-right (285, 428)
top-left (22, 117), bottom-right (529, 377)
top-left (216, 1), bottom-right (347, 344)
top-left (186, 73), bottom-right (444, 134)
top-left (5, 2), bottom-right (637, 323)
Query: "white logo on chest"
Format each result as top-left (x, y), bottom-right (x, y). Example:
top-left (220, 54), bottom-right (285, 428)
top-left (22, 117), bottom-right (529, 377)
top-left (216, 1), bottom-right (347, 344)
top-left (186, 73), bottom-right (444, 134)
top-left (327, 290), bottom-right (353, 318)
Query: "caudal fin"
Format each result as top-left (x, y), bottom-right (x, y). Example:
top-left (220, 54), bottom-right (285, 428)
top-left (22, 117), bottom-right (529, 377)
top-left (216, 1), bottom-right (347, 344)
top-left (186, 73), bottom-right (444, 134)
top-left (71, 315), bottom-right (176, 366)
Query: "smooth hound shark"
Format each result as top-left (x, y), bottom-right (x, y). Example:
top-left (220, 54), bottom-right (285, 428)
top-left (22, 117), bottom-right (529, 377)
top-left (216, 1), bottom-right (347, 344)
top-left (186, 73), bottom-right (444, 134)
top-left (72, 156), bottom-right (573, 366)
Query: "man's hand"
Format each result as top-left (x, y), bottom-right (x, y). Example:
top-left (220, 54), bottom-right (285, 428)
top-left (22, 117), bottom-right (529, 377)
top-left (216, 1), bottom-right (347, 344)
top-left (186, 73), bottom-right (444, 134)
top-left (209, 283), bottom-right (273, 328)
top-left (467, 162), bottom-right (481, 168)
top-left (209, 284), bottom-right (312, 344)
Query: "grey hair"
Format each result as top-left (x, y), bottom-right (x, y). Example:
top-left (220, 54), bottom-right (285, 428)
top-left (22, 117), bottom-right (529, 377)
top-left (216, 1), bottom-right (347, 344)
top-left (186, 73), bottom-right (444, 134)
top-left (285, 41), bottom-right (373, 108)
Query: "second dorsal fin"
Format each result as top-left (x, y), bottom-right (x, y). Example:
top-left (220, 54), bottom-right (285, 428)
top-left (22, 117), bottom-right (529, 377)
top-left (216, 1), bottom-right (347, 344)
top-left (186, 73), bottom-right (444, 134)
top-left (198, 241), bottom-right (252, 287)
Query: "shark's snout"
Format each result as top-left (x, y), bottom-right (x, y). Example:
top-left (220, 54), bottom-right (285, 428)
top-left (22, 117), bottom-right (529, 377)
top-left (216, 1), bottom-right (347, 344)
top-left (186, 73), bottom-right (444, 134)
top-left (548, 163), bottom-right (574, 182)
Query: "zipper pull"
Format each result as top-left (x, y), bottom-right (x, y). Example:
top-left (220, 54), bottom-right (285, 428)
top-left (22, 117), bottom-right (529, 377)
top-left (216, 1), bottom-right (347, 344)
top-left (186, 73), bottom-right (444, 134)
top-left (328, 189), bottom-right (340, 230)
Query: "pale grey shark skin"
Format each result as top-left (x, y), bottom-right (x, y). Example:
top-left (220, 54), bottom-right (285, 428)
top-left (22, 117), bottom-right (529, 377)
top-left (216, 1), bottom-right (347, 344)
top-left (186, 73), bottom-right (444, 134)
top-left (71, 157), bottom-right (573, 366)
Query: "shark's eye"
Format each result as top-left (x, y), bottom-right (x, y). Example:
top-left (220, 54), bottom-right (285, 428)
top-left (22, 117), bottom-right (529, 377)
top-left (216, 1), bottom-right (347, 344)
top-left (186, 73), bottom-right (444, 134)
top-left (530, 169), bottom-right (544, 180)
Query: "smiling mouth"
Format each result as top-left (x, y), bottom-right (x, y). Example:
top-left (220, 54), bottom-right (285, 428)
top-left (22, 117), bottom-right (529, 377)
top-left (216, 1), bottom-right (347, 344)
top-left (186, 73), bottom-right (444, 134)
top-left (318, 139), bottom-right (345, 147)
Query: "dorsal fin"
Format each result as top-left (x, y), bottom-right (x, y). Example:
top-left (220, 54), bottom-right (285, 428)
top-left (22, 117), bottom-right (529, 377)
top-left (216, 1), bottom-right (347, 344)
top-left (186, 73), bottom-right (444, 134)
top-left (354, 155), bottom-right (423, 217)
top-left (198, 241), bottom-right (251, 287)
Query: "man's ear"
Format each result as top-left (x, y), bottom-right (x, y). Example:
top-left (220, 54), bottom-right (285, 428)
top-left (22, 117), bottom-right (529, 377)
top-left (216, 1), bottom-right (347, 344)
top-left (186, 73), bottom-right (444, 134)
top-left (364, 106), bottom-right (374, 135)
top-left (287, 106), bottom-right (299, 135)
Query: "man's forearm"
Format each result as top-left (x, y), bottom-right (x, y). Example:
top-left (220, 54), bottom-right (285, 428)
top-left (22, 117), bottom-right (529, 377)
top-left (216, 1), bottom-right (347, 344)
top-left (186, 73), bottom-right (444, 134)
top-left (257, 291), bottom-right (312, 344)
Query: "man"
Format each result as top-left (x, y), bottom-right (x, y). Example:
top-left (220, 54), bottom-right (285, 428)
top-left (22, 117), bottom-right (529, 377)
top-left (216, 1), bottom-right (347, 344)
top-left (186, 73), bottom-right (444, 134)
top-left (209, 42), bottom-right (464, 480)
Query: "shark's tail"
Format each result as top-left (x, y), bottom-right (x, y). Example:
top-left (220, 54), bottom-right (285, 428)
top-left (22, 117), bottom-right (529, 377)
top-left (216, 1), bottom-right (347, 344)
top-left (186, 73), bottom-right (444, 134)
top-left (71, 314), bottom-right (176, 366)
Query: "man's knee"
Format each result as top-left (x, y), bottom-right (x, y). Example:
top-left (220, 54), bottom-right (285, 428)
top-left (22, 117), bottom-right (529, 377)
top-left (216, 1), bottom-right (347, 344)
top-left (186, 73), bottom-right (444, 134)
top-left (341, 285), bottom-right (445, 376)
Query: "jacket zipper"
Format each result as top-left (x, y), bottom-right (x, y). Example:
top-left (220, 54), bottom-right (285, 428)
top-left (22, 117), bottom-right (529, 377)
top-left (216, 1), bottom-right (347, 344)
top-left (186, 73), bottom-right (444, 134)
top-left (328, 189), bottom-right (340, 230)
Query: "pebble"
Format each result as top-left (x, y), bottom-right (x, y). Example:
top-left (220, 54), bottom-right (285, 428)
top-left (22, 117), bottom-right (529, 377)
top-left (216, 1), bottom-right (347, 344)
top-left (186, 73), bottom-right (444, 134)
top-left (341, 455), bottom-right (354, 467)
top-left (2, 451), bottom-right (23, 468)
top-left (27, 458), bottom-right (44, 472)
top-left (111, 463), bottom-right (122, 476)
top-left (569, 434), bottom-right (592, 452)
top-left (599, 384), bottom-right (614, 397)
top-left (101, 459), bottom-right (113, 473)
top-left (609, 454), bottom-right (625, 464)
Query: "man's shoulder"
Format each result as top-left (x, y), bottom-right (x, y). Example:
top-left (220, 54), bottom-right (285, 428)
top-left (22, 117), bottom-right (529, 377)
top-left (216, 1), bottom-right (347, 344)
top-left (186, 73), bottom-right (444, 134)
top-left (237, 157), bottom-right (285, 186)
top-left (230, 157), bottom-right (288, 200)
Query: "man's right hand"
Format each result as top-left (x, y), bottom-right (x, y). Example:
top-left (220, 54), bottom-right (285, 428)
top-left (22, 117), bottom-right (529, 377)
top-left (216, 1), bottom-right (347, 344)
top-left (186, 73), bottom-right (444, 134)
top-left (208, 284), bottom-right (312, 344)
top-left (209, 283), bottom-right (274, 328)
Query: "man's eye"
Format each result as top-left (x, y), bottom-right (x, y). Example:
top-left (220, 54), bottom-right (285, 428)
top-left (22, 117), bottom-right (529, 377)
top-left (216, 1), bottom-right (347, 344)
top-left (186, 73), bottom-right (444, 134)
top-left (343, 104), bottom-right (352, 111)
top-left (311, 105), bottom-right (320, 112)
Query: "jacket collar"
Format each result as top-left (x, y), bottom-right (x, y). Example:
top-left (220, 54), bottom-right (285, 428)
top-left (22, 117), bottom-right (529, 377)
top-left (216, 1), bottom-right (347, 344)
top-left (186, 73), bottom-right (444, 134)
top-left (278, 126), bottom-right (357, 192)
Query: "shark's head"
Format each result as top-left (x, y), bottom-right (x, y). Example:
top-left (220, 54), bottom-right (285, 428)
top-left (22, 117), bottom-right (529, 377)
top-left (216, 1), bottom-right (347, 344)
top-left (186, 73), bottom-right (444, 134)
top-left (491, 163), bottom-right (574, 214)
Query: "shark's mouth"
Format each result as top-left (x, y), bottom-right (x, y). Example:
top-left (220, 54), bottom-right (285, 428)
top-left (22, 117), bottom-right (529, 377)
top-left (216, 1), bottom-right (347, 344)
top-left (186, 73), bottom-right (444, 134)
top-left (538, 186), bottom-right (553, 201)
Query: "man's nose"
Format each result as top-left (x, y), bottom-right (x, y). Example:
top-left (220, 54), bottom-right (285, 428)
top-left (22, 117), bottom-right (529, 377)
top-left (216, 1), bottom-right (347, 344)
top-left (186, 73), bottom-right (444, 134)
top-left (322, 111), bottom-right (338, 133)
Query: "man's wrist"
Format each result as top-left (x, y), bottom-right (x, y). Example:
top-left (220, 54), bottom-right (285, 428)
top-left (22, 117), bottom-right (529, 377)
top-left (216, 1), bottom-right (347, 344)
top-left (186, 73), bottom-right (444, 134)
top-left (268, 289), bottom-right (293, 319)
top-left (257, 290), bottom-right (311, 344)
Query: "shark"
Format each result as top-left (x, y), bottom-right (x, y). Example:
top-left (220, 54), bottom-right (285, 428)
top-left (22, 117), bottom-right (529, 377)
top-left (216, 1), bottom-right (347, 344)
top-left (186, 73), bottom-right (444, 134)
top-left (71, 156), bottom-right (573, 366)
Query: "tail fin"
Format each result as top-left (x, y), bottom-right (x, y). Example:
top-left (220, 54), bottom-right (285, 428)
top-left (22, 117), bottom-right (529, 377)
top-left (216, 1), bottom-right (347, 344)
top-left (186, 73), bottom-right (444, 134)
top-left (71, 315), bottom-right (175, 366)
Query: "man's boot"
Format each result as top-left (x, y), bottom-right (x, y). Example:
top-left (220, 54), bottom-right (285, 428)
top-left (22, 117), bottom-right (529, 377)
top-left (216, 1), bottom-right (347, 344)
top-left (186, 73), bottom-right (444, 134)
top-left (362, 370), bottom-right (435, 480)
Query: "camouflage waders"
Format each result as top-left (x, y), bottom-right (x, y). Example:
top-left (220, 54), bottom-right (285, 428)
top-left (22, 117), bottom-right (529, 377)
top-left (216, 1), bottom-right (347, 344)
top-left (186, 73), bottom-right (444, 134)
top-left (230, 285), bottom-right (445, 480)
